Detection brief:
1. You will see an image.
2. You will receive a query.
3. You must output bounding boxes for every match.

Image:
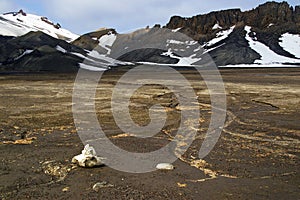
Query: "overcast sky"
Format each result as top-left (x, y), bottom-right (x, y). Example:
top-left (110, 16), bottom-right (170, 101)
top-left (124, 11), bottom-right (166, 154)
top-left (1, 0), bottom-right (299, 34)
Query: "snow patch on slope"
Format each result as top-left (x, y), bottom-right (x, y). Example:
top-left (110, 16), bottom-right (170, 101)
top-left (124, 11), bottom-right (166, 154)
top-left (205, 26), bottom-right (235, 47)
top-left (172, 27), bottom-right (182, 32)
top-left (220, 63), bottom-right (300, 68)
top-left (79, 63), bottom-right (107, 71)
top-left (98, 32), bottom-right (117, 54)
top-left (279, 33), bottom-right (300, 59)
top-left (14, 50), bottom-right (33, 60)
top-left (245, 26), bottom-right (300, 64)
top-left (161, 49), bottom-right (201, 66)
top-left (212, 23), bottom-right (222, 30)
top-left (56, 45), bottom-right (67, 53)
top-left (73, 48), bottom-right (133, 71)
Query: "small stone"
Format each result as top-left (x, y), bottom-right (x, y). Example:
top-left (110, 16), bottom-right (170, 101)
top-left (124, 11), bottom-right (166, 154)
top-left (93, 181), bottom-right (114, 192)
top-left (62, 187), bottom-right (70, 192)
top-left (156, 163), bottom-right (174, 170)
top-left (177, 182), bottom-right (187, 188)
top-left (72, 144), bottom-right (105, 168)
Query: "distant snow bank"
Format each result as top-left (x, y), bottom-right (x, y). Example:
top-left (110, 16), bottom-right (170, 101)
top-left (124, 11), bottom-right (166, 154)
top-left (220, 64), bottom-right (300, 68)
top-left (212, 23), bottom-right (222, 30)
top-left (279, 33), bottom-right (300, 59)
top-left (205, 26), bottom-right (235, 47)
top-left (245, 26), bottom-right (300, 65)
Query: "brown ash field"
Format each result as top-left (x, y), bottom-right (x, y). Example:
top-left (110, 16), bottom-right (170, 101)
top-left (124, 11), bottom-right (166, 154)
top-left (0, 68), bottom-right (299, 199)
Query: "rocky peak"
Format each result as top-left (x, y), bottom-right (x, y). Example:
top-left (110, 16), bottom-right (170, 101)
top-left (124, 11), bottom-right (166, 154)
top-left (294, 6), bottom-right (300, 22)
top-left (166, 1), bottom-right (299, 41)
top-left (166, 9), bottom-right (242, 40)
top-left (243, 1), bottom-right (295, 28)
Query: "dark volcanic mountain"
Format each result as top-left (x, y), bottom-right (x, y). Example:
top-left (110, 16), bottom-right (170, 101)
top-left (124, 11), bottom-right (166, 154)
top-left (0, 1), bottom-right (299, 72)
top-left (165, 1), bottom-right (300, 66)
top-left (0, 32), bottom-right (84, 72)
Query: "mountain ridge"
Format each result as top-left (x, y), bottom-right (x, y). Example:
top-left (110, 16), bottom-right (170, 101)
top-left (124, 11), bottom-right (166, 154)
top-left (0, 1), bottom-right (299, 72)
top-left (165, 1), bottom-right (300, 66)
top-left (0, 9), bottom-right (78, 42)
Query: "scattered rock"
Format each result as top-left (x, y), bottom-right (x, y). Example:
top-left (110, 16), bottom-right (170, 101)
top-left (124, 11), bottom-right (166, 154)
top-left (92, 181), bottom-right (114, 192)
top-left (190, 159), bottom-right (218, 178)
top-left (190, 159), bottom-right (209, 169)
top-left (62, 187), bottom-right (70, 192)
top-left (42, 160), bottom-right (72, 183)
top-left (111, 133), bottom-right (136, 139)
top-left (177, 182), bottom-right (187, 188)
top-left (156, 163), bottom-right (175, 170)
top-left (72, 144), bottom-right (105, 168)
top-left (1, 137), bottom-right (37, 145)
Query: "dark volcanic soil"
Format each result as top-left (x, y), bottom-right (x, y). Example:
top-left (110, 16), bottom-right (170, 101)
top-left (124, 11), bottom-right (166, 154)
top-left (0, 68), bottom-right (299, 199)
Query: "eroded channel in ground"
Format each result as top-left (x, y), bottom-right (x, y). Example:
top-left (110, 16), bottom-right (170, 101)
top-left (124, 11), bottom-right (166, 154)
top-left (0, 68), bottom-right (299, 199)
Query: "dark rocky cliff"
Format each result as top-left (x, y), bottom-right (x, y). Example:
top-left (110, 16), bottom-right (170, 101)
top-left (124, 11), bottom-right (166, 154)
top-left (165, 1), bottom-right (300, 66)
top-left (166, 1), bottom-right (299, 40)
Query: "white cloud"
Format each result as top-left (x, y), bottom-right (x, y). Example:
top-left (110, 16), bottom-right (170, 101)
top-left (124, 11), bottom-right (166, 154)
top-left (44, 0), bottom-right (175, 33)
top-left (43, 0), bottom-right (274, 33)
top-left (11, 0), bottom-right (299, 34)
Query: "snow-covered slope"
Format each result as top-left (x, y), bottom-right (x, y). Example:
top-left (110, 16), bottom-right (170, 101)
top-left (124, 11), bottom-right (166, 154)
top-left (205, 26), bottom-right (235, 47)
top-left (203, 25), bottom-right (300, 67)
top-left (279, 33), bottom-right (300, 59)
top-left (0, 10), bottom-right (78, 42)
top-left (1, 7), bottom-right (300, 72)
top-left (74, 25), bottom-right (300, 69)
top-left (243, 26), bottom-right (300, 65)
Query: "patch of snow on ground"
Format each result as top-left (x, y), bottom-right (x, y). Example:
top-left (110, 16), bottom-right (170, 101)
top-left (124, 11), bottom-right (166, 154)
top-left (14, 49), bottom-right (33, 60)
top-left (185, 40), bottom-right (198, 45)
top-left (279, 33), bottom-right (300, 59)
top-left (203, 44), bottom-right (225, 54)
top-left (212, 23), bottom-right (222, 30)
top-left (88, 50), bottom-right (124, 65)
top-left (79, 63), bottom-right (107, 71)
top-left (172, 27), bottom-right (182, 32)
top-left (56, 45), bottom-right (67, 53)
top-left (167, 39), bottom-right (185, 45)
top-left (220, 63), bottom-right (300, 68)
top-left (71, 52), bottom-right (111, 68)
top-left (73, 50), bottom-right (132, 71)
top-left (98, 33), bottom-right (117, 54)
top-left (205, 26), bottom-right (235, 47)
top-left (71, 52), bottom-right (86, 59)
top-left (161, 49), bottom-right (201, 66)
top-left (245, 26), bottom-right (300, 64)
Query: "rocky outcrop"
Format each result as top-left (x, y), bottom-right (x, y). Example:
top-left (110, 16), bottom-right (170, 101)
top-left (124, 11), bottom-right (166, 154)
top-left (166, 9), bottom-right (242, 41)
top-left (243, 2), bottom-right (294, 28)
top-left (165, 1), bottom-right (300, 65)
top-left (166, 1), bottom-right (299, 40)
top-left (295, 6), bottom-right (300, 22)
top-left (208, 26), bottom-right (261, 66)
